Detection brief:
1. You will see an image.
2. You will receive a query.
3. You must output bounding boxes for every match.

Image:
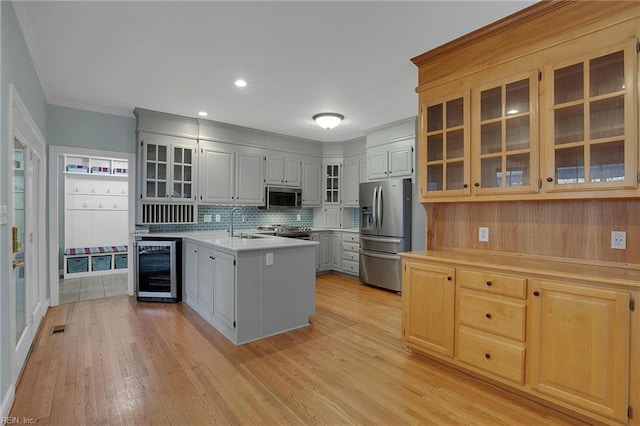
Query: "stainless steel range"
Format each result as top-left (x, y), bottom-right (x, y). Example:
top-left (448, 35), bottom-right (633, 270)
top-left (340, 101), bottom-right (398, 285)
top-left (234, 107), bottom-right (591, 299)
top-left (257, 224), bottom-right (311, 239)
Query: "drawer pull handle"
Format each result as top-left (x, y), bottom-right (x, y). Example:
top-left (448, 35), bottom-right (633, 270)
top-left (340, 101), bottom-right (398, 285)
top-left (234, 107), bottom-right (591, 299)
top-left (533, 291), bottom-right (540, 296)
top-left (485, 353), bottom-right (491, 359)
top-left (485, 313), bottom-right (492, 319)
top-left (486, 281), bottom-right (492, 286)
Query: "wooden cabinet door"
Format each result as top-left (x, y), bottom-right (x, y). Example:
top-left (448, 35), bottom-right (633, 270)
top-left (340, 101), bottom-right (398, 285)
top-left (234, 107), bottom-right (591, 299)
top-left (471, 70), bottom-right (539, 196)
top-left (542, 40), bottom-right (637, 194)
top-left (199, 145), bottom-right (235, 204)
top-left (236, 152), bottom-right (264, 205)
top-left (419, 86), bottom-right (471, 199)
top-left (184, 241), bottom-right (199, 303)
top-left (197, 246), bottom-right (216, 321)
top-left (402, 261), bottom-right (455, 358)
top-left (529, 279), bottom-right (630, 422)
top-left (213, 251), bottom-right (236, 330)
top-left (302, 161), bottom-right (321, 206)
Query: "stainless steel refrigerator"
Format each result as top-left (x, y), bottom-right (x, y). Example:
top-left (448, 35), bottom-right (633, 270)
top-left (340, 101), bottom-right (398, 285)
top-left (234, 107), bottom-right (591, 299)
top-left (359, 178), bottom-right (411, 292)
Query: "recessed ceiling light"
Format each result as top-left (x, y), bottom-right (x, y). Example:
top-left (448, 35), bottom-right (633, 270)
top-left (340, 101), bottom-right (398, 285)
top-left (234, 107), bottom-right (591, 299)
top-left (198, 111), bottom-right (208, 117)
top-left (234, 79), bottom-right (247, 88)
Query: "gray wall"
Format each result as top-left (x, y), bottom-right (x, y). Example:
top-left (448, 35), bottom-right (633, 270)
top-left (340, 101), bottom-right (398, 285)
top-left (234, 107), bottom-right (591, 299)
top-left (48, 105), bottom-right (136, 154)
top-left (1, 0), bottom-right (48, 411)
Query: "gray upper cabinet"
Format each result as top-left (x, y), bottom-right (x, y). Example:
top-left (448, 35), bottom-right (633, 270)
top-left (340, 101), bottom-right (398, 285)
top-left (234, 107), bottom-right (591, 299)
top-left (140, 132), bottom-right (197, 202)
top-left (235, 151), bottom-right (264, 205)
top-left (199, 142), bottom-right (235, 204)
top-left (367, 139), bottom-right (414, 181)
top-left (265, 155), bottom-right (302, 187)
top-left (302, 160), bottom-right (322, 206)
top-left (342, 156), bottom-right (362, 207)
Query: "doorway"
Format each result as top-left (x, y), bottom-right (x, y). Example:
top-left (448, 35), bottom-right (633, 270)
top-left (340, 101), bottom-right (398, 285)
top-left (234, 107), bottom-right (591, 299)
top-left (7, 85), bottom-right (47, 383)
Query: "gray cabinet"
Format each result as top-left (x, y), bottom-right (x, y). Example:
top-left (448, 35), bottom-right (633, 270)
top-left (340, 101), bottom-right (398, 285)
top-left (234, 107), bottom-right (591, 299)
top-left (265, 156), bottom-right (302, 187)
top-left (199, 143), bottom-right (235, 204)
top-left (342, 156), bottom-right (362, 207)
top-left (367, 139), bottom-right (414, 181)
top-left (213, 251), bottom-right (236, 330)
top-left (323, 163), bottom-right (341, 204)
top-left (302, 160), bottom-right (322, 206)
top-left (197, 245), bottom-right (216, 321)
top-left (184, 241), bottom-right (199, 303)
top-left (331, 232), bottom-right (342, 270)
top-left (235, 151), bottom-right (264, 205)
top-left (319, 232), bottom-right (332, 271)
top-left (140, 132), bottom-right (197, 201)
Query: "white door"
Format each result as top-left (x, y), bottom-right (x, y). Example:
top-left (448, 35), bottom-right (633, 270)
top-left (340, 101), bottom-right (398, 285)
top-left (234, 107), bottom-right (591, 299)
top-left (8, 86), bottom-right (46, 383)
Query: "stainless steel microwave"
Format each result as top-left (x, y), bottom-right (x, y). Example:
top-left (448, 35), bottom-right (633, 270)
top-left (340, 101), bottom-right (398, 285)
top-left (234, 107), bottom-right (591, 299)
top-left (261, 186), bottom-right (302, 210)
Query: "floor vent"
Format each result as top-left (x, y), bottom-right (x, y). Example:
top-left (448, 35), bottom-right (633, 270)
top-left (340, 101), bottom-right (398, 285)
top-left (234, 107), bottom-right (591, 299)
top-left (51, 325), bottom-right (66, 334)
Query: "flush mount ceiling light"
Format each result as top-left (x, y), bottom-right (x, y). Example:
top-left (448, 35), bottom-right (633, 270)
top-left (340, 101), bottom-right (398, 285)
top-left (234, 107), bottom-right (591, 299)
top-left (234, 79), bottom-right (247, 88)
top-left (312, 113), bottom-right (344, 130)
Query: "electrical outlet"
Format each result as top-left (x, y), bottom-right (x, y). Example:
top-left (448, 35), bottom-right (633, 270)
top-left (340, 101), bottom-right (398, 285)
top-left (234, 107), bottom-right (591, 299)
top-left (478, 227), bottom-right (489, 242)
top-left (203, 214), bottom-right (212, 223)
top-left (611, 231), bottom-right (626, 250)
top-left (265, 252), bottom-right (274, 266)
top-left (296, 214), bottom-right (301, 221)
top-left (215, 214), bottom-right (221, 223)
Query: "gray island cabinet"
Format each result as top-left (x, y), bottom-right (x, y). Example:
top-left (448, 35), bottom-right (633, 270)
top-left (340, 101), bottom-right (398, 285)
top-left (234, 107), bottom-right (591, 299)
top-left (180, 232), bottom-right (317, 345)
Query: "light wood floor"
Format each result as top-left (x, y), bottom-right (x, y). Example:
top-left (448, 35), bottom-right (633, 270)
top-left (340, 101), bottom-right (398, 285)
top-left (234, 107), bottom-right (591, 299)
top-left (11, 274), bottom-right (584, 425)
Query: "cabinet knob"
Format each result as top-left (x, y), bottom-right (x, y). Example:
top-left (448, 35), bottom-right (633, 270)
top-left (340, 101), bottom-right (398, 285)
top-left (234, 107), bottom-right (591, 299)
top-left (533, 291), bottom-right (540, 296)
top-left (485, 313), bottom-right (492, 319)
top-left (462, 184), bottom-right (468, 189)
top-left (485, 353), bottom-right (491, 359)
top-left (474, 183), bottom-right (480, 187)
top-left (486, 281), bottom-right (492, 286)
top-left (209, 256), bottom-right (215, 260)
top-left (447, 276), bottom-right (452, 281)
top-left (546, 177), bottom-right (553, 183)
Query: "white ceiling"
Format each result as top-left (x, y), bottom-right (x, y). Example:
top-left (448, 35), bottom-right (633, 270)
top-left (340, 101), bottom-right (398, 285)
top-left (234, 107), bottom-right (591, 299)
top-left (15, 1), bottom-right (536, 142)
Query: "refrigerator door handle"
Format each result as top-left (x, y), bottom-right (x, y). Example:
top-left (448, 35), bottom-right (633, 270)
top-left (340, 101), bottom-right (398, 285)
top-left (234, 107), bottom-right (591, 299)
top-left (361, 236), bottom-right (402, 244)
top-left (372, 186), bottom-right (378, 228)
top-left (378, 186), bottom-right (383, 228)
top-left (359, 249), bottom-right (401, 260)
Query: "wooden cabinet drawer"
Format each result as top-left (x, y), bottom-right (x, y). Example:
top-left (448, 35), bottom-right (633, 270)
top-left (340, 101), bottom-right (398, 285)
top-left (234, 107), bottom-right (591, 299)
top-left (458, 269), bottom-right (526, 299)
top-left (342, 251), bottom-right (359, 262)
top-left (458, 290), bottom-right (526, 341)
top-left (342, 233), bottom-right (359, 243)
top-left (342, 259), bottom-right (359, 274)
top-left (457, 327), bottom-right (525, 384)
top-left (342, 242), bottom-right (359, 253)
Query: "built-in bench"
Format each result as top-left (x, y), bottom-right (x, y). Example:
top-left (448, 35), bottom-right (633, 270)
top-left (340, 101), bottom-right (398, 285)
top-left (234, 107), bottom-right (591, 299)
top-left (63, 245), bottom-right (128, 278)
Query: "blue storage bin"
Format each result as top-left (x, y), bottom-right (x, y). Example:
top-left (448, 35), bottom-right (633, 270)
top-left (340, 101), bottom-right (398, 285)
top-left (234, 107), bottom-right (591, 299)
top-left (67, 256), bottom-right (88, 274)
top-left (91, 255), bottom-right (112, 271)
top-left (114, 253), bottom-right (128, 269)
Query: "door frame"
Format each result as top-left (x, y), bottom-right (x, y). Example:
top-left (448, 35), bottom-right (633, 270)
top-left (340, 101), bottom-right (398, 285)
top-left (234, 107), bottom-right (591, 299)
top-left (7, 84), bottom-right (47, 383)
top-left (48, 146), bottom-right (136, 306)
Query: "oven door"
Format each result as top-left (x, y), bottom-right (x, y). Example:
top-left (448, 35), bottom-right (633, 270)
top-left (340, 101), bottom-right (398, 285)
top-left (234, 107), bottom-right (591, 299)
top-left (136, 240), bottom-right (176, 298)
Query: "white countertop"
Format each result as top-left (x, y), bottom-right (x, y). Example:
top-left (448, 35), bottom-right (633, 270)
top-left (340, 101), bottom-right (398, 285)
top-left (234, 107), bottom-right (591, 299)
top-left (310, 228), bottom-right (359, 233)
top-left (140, 230), bottom-right (318, 254)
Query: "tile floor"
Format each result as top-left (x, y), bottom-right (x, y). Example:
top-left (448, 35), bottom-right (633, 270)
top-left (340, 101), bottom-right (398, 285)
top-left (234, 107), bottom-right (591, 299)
top-left (59, 273), bottom-right (129, 304)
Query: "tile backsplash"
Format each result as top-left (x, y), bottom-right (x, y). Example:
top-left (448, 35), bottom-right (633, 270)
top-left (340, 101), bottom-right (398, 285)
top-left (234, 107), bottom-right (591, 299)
top-left (149, 205), bottom-right (314, 233)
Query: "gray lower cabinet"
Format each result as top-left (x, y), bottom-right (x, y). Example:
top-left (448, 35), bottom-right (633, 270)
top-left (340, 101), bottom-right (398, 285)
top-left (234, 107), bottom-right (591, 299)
top-left (197, 245), bottom-right (216, 321)
top-left (318, 232), bottom-right (332, 271)
top-left (184, 241), bottom-right (199, 302)
top-left (213, 251), bottom-right (236, 330)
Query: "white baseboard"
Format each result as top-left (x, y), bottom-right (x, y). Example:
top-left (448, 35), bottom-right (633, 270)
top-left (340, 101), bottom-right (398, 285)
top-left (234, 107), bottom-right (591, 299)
top-left (0, 384), bottom-right (15, 418)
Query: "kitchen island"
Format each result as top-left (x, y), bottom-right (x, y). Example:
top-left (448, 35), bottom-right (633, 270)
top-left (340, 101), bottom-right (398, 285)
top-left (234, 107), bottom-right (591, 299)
top-left (149, 231), bottom-right (317, 345)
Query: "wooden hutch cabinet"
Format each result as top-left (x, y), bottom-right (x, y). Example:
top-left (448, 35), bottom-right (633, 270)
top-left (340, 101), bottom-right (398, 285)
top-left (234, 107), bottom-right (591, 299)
top-left (404, 2), bottom-right (640, 426)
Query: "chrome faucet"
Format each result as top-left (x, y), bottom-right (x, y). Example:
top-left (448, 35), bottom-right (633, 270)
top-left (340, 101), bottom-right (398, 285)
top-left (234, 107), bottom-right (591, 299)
top-left (229, 207), bottom-right (242, 237)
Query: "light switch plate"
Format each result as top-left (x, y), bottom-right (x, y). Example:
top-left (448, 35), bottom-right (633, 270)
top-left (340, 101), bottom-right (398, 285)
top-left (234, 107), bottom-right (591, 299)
top-left (203, 214), bottom-right (212, 223)
top-left (215, 214), bottom-right (221, 223)
top-left (296, 214), bottom-right (301, 221)
top-left (265, 252), bottom-right (274, 266)
top-left (478, 227), bottom-right (489, 242)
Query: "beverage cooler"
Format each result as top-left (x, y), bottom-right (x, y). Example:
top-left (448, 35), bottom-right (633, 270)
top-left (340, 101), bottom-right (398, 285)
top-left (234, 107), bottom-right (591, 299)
top-left (135, 237), bottom-right (182, 303)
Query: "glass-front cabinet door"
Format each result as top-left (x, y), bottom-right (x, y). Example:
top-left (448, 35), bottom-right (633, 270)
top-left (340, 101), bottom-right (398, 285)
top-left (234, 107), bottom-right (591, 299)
top-left (472, 70), bottom-right (538, 195)
top-left (543, 41), bottom-right (637, 192)
top-left (141, 133), bottom-right (197, 202)
top-left (420, 88), bottom-right (470, 199)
